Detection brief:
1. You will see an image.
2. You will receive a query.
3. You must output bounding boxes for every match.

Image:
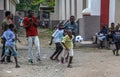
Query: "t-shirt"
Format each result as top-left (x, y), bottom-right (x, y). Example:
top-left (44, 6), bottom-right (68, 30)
top-left (64, 22), bottom-right (78, 35)
top-left (62, 35), bottom-right (74, 49)
top-left (52, 29), bottom-right (64, 43)
top-left (23, 16), bottom-right (38, 37)
top-left (1, 18), bottom-right (12, 35)
top-left (2, 29), bottom-right (15, 47)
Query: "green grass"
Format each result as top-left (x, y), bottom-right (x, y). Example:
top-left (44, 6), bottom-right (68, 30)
top-left (38, 29), bottom-right (54, 39)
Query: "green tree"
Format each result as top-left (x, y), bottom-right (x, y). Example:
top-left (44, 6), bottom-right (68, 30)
top-left (16, 0), bottom-right (55, 11)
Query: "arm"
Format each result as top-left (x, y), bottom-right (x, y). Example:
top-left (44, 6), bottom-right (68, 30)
top-left (73, 23), bottom-right (78, 35)
top-left (32, 17), bottom-right (38, 27)
top-left (23, 17), bottom-right (32, 29)
top-left (49, 30), bottom-right (58, 45)
top-left (62, 42), bottom-right (69, 50)
top-left (49, 36), bottom-right (54, 45)
top-left (62, 36), bottom-right (69, 50)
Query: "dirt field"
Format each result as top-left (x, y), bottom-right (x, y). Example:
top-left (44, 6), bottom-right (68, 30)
top-left (0, 28), bottom-right (120, 77)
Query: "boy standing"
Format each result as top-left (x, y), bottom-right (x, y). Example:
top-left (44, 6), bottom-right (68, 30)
top-left (23, 10), bottom-right (41, 64)
top-left (1, 11), bottom-right (13, 62)
top-left (61, 30), bottom-right (74, 68)
top-left (0, 24), bottom-right (20, 68)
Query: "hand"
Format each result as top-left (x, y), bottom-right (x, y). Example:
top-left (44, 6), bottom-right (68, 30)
top-left (49, 42), bottom-right (52, 45)
top-left (29, 18), bottom-right (32, 22)
top-left (65, 48), bottom-right (69, 51)
top-left (18, 40), bottom-right (21, 43)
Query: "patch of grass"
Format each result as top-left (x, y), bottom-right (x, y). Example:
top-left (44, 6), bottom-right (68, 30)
top-left (38, 28), bottom-right (55, 47)
top-left (38, 29), bottom-right (54, 39)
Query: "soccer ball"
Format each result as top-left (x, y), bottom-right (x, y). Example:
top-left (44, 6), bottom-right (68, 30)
top-left (75, 35), bottom-right (83, 42)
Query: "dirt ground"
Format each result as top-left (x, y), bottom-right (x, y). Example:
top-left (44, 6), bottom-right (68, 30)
top-left (0, 28), bottom-right (120, 77)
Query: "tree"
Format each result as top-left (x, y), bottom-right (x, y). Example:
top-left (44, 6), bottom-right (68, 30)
top-left (16, 0), bottom-right (55, 11)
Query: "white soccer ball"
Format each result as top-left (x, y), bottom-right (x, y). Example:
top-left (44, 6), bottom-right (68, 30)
top-left (75, 35), bottom-right (83, 42)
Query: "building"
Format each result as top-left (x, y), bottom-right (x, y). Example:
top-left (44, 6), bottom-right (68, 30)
top-left (0, 0), bottom-right (19, 15)
top-left (0, 0), bottom-right (20, 35)
top-left (51, 0), bottom-right (120, 40)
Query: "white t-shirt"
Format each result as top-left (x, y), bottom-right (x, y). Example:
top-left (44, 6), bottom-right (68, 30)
top-left (52, 29), bottom-right (64, 43)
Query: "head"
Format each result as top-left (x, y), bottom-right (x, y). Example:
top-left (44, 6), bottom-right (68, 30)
top-left (5, 11), bottom-right (11, 19)
top-left (9, 24), bottom-right (14, 30)
top-left (67, 29), bottom-right (72, 36)
top-left (58, 24), bottom-right (64, 30)
top-left (70, 16), bottom-right (75, 24)
top-left (111, 22), bottom-right (115, 28)
top-left (28, 10), bottom-right (34, 17)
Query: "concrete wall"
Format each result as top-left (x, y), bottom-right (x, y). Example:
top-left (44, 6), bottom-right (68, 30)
top-left (50, 0), bottom-right (59, 20)
top-left (79, 16), bottom-right (100, 40)
top-left (115, 0), bottom-right (120, 24)
top-left (0, 10), bottom-right (5, 35)
top-left (0, 1), bottom-right (4, 10)
top-left (10, 0), bottom-right (16, 15)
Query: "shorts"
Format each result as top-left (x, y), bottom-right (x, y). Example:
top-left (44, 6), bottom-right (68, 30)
top-left (62, 49), bottom-right (74, 57)
top-left (5, 46), bottom-right (18, 57)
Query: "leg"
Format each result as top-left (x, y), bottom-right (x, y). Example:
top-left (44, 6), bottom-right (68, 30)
top-left (61, 49), bottom-right (68, 64)
top-left (34, 36), bottom-right (41, 61)
top-left (28, 37), bottom-right (34, 64)
top-left (0, 55), bottom-right (6, 63)
top-left (1, 44), bottom-right (5, 62)
top-left (94, 35), bottom-right (98, 44)
top-left (6, 49), bottom-right (12, 62)
top-left (100, 41), bottom-right (103, 48)
top-left (54, 43), bottom-right (63, 61)
top-left (1, 47), bottom-right (10, 63)
top-left (115, 43), bottom-right (119, 56)
top-left (67, 49), bottom-right (74, 68)
top-left (67, 56), bottom-right (73, 68)
top-left (65, 53), bottom-right (69, 62)
top-left (14, 57), bottom-right (20, 68)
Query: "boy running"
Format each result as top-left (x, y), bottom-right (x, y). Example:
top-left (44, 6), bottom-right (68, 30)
top-left (49, 24), bottom-right (64, 61)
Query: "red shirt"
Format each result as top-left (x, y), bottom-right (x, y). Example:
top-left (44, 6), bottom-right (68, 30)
top-left (23, 16), bottom-right (38, 37)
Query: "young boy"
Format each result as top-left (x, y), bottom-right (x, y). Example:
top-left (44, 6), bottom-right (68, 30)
top-left (0, 24), bottom-right (20, 68)
top-left (49, 24), bottom-right (64, 61)
top-left (61, 29), bottom-right (74, 68)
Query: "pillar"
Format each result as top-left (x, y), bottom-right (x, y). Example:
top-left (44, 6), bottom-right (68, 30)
top-left (65, 0), bottom-right (70, 19)
top-left (59, 0), bottom-right (65, 20)
top-left (70, 0), bottom-right (75, 16)
top-left (100, 0), bottom-right (110, 28)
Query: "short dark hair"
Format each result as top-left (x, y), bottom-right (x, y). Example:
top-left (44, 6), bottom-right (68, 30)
top-left (70, 16), bottom-right (75, 18)
top-left (5, 11), bottom-right (11, 17)
top-left (28, 10), bottom-right (33, 14)
top-left (9, 24), bottom-right (14, 29)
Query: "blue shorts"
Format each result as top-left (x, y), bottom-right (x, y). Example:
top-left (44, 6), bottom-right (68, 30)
top-left (5, 46), bottom-right (18, 57)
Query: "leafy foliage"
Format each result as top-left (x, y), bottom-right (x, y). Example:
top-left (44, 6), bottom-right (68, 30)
top-left (16, 0), bottom-right (55, 11)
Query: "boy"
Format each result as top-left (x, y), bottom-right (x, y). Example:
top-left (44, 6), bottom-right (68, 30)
top-left (61, 29), bottom-right (74, 68)
top-left (49, 24), bottom-right (64, 61)
top-left (0, 24), bottom-right (20, 68)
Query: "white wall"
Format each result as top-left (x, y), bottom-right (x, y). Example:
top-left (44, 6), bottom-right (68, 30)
top-left (50, 0), bottom-right (59, 20)
top-left (109, 0), bottom-right (115, 26)
top-left (6, 0), bottom-right (10, 10)
top-left (76, 0), bottom-right (83, 19)
top-left (65, 0), bottom-right (70, 20)
top-left (90, 0), bottom-right (101, 16)
top-left (115, 0), bottom-right (120, 24)
top-left (0, 0), bottom-right (4, 10)
top-left (59, 0), bottom-right (65, 20)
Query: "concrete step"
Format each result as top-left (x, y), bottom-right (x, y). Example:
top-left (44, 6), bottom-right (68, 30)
top-left (75, 41), bottom-right (98, 48)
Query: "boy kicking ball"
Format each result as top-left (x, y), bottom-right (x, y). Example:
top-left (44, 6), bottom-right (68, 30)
top-left (61, 29), bottom-right (74, 68)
